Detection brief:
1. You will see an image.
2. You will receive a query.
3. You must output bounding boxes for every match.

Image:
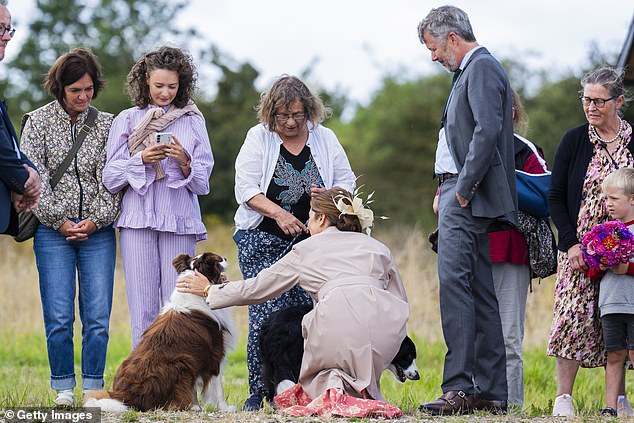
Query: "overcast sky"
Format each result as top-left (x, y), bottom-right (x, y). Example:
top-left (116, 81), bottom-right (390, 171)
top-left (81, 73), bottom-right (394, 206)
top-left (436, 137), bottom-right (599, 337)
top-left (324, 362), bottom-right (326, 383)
top-left (5, 1), bottom-right (633, 105)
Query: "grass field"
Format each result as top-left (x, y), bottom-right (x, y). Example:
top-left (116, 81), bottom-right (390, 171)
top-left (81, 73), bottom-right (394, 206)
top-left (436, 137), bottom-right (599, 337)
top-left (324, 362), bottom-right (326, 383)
top-left (0, 223), bottom-right (628, 420)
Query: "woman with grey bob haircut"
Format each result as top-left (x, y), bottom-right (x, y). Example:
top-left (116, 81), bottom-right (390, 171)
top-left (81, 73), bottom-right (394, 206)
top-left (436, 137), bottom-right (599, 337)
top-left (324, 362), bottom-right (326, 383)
top-left (417, 5), bottom-right (476, 44)
top-left (581, 67), bottom-right (631, 112)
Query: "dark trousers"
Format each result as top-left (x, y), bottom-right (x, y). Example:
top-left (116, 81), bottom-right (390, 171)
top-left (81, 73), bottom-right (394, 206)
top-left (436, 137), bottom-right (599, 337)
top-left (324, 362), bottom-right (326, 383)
top-left (437, 177), bottom-right (508, 400)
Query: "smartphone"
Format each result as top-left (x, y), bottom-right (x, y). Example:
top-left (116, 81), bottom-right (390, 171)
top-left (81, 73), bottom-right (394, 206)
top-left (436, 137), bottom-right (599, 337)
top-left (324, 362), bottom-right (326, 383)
top-left (155, 132), bottom-right (172, 144)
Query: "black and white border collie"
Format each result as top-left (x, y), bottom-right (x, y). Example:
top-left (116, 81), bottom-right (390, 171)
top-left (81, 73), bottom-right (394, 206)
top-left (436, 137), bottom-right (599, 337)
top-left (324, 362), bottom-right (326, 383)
top-left (85, 252), bottom-right (236, 412)
top-left (260, 304), bottom-right (420, 401)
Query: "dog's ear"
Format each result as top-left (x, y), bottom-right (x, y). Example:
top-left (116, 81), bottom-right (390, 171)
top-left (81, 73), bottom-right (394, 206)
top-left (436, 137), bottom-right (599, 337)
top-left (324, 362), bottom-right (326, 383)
top-left (196, 252), bottom-right (225, 284)
top-left (172, 254), bottom-right (192, 273)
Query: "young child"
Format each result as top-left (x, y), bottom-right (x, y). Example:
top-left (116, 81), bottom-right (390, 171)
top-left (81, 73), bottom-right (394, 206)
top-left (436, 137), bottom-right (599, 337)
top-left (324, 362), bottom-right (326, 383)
top-left (597, 167), bottom-right (634, 417)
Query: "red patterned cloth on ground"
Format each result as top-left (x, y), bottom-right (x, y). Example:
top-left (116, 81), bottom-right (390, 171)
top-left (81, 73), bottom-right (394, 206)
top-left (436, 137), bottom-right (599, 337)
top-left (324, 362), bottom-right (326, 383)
top-left (274, 383), bottom-right (403, 418)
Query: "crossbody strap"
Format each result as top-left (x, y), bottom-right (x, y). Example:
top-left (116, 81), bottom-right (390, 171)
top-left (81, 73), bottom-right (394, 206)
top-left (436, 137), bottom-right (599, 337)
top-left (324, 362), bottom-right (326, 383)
top-left (46, 107), bottom-right (98, 189)
top-left (514, 133), bottom-right (549, 173)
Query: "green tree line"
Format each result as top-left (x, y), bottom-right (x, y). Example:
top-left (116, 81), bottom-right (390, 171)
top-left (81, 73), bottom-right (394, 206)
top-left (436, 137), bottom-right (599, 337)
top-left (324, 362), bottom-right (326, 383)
top-left (2, 0), bottom-right (631, 231)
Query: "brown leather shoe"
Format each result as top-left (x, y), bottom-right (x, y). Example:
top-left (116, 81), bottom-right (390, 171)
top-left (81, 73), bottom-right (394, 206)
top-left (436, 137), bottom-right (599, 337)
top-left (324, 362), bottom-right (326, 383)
top-left (419, 390), bottom-right (476, 415)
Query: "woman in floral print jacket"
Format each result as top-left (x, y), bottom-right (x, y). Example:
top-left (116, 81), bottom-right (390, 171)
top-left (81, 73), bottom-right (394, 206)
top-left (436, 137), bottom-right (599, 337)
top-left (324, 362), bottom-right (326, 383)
top-left (20, 48), bottom-right (120, 406)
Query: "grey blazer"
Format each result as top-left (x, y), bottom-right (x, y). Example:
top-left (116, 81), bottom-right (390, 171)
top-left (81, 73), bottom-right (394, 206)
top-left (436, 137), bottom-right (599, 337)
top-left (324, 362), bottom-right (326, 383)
top-left (445, 47), bottom-right (517, 225)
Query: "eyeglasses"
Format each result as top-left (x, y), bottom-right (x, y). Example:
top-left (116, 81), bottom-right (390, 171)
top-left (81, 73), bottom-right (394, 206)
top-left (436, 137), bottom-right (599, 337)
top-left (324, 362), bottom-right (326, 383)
top-left (275, 112), bottom-right (306, 123)
top-left (0, 25), bottom-right (15, 38)
top-left (579, 96), bottom-right (616, 108)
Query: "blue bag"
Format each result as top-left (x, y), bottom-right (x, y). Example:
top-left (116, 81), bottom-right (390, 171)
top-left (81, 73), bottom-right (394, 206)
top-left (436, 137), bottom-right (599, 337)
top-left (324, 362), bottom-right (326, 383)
top-left (514, 134), bottom-right (551, 218)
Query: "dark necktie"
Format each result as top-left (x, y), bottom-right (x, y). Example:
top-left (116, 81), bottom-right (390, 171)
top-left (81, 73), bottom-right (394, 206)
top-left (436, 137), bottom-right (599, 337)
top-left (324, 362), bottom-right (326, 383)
top-left (450, 68), bottom-right (462, 89)
top-left (441, 69), bottom-right (462, 128)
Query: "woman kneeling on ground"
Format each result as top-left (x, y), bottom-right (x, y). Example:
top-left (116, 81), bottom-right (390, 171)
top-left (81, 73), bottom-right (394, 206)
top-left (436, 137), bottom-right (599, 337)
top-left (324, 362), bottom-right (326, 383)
top-left (177, 187), bottom-right (410, 418)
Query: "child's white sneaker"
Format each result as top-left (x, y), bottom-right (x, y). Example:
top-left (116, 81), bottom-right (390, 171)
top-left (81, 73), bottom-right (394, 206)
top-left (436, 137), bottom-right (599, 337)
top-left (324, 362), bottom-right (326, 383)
top-left (617, 394), bottom-right (634, 417)
top-left (54, 389), bottom-right (74, 406)
top-left (552, 394), bottom-right (575, 417)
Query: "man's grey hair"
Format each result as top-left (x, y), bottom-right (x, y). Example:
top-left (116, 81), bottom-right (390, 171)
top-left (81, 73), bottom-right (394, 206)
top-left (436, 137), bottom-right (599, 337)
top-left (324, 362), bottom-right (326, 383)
top-left (0, 1), bottom-right (7, 6)
top-left (418, 5), bottom-right (476, 44)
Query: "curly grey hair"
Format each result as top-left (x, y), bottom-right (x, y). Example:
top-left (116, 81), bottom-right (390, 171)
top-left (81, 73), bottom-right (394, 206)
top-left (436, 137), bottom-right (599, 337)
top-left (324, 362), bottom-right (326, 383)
top-left (256, 75), bottom-right (331, 130)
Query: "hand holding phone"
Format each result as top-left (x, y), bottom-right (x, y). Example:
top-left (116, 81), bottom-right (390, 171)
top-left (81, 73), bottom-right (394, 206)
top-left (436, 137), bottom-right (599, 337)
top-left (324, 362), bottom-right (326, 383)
top-left (141, 133), bottom-right (170, 164)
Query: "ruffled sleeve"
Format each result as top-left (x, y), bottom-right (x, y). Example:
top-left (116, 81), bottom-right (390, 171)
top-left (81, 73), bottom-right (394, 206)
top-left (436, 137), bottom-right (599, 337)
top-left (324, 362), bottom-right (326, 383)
top-left (165, 114), bottom-right (213, 194)
top-left (103, 109), bottom-right (157, 195)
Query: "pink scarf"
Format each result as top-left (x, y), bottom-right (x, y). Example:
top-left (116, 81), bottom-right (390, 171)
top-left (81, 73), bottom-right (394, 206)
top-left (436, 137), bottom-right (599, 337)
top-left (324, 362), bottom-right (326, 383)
top-left (127, 102), bottom-right (203, 179)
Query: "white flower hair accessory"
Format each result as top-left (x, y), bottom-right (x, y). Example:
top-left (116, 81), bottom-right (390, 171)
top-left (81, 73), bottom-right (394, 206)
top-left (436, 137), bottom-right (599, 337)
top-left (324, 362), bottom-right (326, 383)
top-left (333, 187), bottom-right (387, 235)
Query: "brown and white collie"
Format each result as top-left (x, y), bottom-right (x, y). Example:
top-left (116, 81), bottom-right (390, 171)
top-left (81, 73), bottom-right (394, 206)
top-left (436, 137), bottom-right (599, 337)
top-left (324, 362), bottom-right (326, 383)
top-left (85, 252), bottom-right (236, 412)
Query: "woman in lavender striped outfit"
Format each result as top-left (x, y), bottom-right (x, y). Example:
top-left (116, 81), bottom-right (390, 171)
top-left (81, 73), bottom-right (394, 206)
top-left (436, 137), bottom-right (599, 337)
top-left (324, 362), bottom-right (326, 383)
top-left (103, 46), bottom-right (213, 349)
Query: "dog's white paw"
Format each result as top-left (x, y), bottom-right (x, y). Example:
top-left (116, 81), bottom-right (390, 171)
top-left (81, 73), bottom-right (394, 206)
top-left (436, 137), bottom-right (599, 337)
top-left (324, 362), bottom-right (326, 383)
top-left (190, 404), bottom-right (202, 411)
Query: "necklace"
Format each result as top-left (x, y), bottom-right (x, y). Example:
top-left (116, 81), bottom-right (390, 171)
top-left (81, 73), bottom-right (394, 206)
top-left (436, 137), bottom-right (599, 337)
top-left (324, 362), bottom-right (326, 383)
top-left (592, 117), bottom-right (624, 144)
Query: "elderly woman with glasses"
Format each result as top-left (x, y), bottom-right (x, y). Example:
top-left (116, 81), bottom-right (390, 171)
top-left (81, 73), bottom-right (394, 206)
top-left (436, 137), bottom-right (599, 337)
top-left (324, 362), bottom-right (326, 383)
top-left (233, 75), bottom-right (355, 410)
top-left (548, 67), bottom-right (634, 417)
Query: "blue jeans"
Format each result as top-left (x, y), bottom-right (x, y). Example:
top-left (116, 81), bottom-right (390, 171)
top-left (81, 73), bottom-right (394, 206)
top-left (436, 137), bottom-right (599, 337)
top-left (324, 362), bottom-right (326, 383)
top-left (33, 222), bottom-right (116, 391)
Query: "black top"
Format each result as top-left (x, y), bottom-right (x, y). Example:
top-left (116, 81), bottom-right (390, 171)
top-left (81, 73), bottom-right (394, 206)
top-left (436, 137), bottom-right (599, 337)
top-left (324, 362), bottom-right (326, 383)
top-left (514, 136), bottom-right (544, 171)
top-left (548, 123), bottom-right (634, 252)
top-left (257, 144), bottom-right (323, 241)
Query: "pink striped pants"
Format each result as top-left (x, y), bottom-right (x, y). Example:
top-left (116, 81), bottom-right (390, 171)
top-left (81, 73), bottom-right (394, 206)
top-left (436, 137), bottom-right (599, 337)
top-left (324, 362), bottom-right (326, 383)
top-left (119, 228), bottom-right (196, 349)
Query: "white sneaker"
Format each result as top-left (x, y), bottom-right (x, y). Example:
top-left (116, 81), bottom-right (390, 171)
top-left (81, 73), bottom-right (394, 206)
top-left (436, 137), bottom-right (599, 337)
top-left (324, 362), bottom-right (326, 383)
top-left (54, 389), bottom-right (74, 406)
top-left (618, 395), bottom-right (634, 417)
top-left (552, 394), bottom-right (575, 417)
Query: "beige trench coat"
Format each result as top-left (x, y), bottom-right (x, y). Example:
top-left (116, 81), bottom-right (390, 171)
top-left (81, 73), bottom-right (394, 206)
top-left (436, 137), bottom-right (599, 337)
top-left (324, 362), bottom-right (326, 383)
top-left (207, 226), bottom-right (410, 401)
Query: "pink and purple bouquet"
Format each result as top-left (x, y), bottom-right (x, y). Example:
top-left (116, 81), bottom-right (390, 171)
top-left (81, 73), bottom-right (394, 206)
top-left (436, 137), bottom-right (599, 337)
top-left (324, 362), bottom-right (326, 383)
top-left (581, 221), bottom-right (634, 270)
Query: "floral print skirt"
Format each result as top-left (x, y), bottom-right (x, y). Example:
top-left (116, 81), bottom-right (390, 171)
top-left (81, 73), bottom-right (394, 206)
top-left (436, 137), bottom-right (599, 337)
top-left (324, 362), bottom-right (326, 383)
top-left (235, 228), bottom-right (313, 397)
top-left (547, 251), bottom-right (605, 367)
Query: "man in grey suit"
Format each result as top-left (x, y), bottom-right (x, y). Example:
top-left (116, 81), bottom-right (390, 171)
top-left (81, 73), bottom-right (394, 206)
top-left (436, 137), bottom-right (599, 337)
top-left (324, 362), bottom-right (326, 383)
top-left (418, 5), bottom-right (517, 415)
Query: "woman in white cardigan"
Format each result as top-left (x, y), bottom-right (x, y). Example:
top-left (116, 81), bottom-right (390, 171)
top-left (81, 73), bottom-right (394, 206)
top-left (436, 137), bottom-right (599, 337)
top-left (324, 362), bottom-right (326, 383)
top-left (231, 75), bottom-right (355, 410)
